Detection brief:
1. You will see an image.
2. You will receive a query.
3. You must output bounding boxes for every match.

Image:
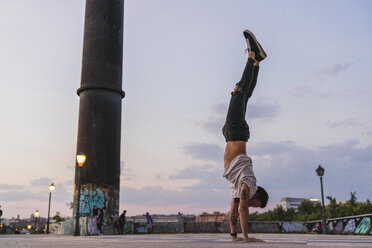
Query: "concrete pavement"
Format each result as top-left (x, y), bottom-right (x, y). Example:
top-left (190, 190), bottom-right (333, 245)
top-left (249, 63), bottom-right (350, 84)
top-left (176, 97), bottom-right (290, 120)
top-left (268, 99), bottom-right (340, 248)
top-left (1, 233), bottom-right (372, 248)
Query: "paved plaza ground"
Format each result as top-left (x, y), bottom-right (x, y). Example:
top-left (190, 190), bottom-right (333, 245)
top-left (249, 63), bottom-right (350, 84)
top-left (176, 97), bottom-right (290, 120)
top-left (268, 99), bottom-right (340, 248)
top-left (1, 233), bottom-right (372, 248)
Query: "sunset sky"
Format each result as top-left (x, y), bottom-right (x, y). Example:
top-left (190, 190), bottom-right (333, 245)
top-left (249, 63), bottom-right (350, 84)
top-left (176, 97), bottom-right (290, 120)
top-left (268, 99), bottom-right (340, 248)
top-left (0, 0), bottom-right (372, 219)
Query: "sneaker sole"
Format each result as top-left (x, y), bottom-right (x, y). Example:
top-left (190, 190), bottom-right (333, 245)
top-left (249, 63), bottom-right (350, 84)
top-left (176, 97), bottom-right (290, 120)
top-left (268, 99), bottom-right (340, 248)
top-left (243, 29), bottom-right (267, 61)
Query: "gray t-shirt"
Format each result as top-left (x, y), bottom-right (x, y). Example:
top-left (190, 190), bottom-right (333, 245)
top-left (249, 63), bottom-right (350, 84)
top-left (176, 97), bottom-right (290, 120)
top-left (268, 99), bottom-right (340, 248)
top-left (223, 154), bottom-right (257, 199)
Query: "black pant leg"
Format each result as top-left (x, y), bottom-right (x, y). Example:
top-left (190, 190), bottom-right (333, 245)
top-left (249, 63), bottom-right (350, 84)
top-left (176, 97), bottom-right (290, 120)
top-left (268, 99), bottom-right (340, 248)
top-left (243, 66), bottom-right (259, 111)
top-left (236, 58), bottom-right (255, 92)
top-left (222, 91), bottom-right (250, 142)
top-left (222, 58), bottom-right (256, 143)
top-left (225, 91), bottom-right (246, 125)
top-left (245, 66), bottom-right (259, 99)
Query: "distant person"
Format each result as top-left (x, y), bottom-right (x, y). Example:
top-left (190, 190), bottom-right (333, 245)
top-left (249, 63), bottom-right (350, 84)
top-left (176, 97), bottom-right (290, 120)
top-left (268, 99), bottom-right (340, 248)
top-left (111, 211), bottom-right (120, 234)
top-left (102, 206), bottom-right (107, 225)
top-left (102, 206), bottom-right (106, 213)
top-left (311, 222), bottom-right (322, 234)
top-left (97, 208), bottom-right (104, 235)
top-left (119, 210), bottom-right (127, 234)
top-left (144, 212), bottom-right (153, 233)
top-left (222, 30), bottom-right (269, 242)
top-left (316, 221), bottom-right (324, 234)
top-left (91, 205), bottom-right (99, 217)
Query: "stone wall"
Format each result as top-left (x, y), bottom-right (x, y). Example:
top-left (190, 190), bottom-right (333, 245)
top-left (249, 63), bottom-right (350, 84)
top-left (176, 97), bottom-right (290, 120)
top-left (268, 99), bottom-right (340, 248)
top-left (49, 219), bottom-right (307, 235)
top-left (49, 214), bottom-right (372, 235)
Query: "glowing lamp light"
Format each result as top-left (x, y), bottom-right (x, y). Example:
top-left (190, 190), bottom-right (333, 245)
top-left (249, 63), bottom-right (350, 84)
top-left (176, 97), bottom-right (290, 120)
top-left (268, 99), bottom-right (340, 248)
top-left (76, 154), bottom-right (86, 167)
top-left (49, 183), bottom-right (55, 192)
top-left (34, 210), bottom-right (39, 217)
top-left (27, 225), bottom-right (32, 230)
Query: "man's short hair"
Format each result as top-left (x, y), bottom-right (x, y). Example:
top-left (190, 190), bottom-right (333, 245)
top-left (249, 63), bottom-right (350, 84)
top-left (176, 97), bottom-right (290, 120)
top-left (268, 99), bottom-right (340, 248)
top-left (256, 186), bottom-right (268, 208)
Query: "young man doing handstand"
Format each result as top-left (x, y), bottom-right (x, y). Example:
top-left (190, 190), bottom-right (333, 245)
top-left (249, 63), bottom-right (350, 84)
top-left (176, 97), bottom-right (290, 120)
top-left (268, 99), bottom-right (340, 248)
top-left (222, 30), bottom-right (269, 242)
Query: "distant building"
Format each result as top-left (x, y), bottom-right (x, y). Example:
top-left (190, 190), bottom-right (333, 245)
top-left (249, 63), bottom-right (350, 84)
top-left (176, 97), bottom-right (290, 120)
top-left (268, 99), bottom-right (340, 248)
top-left (126, 213), bottom-right (195, 223)
top-left (195, 211), bottom-right (228, 222)
top-left (126, 212), bottom-right (230, 223)
top-left (278, 197), bottom-right (320, 211)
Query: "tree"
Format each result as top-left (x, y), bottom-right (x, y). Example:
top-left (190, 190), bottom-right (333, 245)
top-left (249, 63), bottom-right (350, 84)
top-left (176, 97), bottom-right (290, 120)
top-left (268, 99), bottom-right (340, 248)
top-left (53, 212), bottom-right (65, 223)
top-left (248, 197), bottom-right (372, 222)
top-left (326, 196), bottom-right (356, 218)
top-left (355, 199), bottom-right (372, 215)
top-left (326, 196), bottom-right (339, 218)
top-left (347, 192), bottom-right (357, 207)
top-left (268, 206), bottom-right (296, 221)
top-left (295, 199), bottom-right (322, 221)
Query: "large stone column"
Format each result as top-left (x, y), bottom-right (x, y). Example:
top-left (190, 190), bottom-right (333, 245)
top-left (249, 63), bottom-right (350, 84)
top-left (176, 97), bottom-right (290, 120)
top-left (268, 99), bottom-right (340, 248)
top-left (73, 0), bottom-right (124, 217)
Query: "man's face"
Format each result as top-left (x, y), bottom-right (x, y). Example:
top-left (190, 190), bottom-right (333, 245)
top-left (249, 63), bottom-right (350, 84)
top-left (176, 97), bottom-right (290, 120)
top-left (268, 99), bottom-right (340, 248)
top-left (248, 195), bottom-right (261, 208)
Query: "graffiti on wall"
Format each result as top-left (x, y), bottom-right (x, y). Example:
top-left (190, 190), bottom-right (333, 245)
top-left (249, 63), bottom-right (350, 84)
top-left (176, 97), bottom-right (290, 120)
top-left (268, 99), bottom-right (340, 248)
top-left (281, 222), bottom-right (307, 233)
top-left (87, 217), bottom-right (98, 235)
top-left (63, 220), bottom-right (73, 234)
top-left (73, 184), bottom-right (119, 217)
top-left (80, 217), bottom-right (87, 236)
top-left (355, 217), bottom-right (371, 234)
top-left (343, 219), bottom-right (356, 234)
top-left (332, 220), bottom-right (344, 234)
top-left (101, 187), bottom-right (119, 217)
top-left (137, 225), bottom-right (147, 233)
top-left (79, 188), bottom-right (104, 214)
top-left (328, 221), bottom-right (334, 232)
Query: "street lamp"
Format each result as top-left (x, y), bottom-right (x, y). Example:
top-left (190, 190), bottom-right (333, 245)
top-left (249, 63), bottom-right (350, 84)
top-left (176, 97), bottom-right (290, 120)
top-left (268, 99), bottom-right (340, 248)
top-left (46, 183), bottom-right (55, 234)
top-left (34, 210), bottom-right (39, 229)
top-left (316, 165), bottom-right (328, 234)
top-left (0, 205), bottom-right (2, 228)
top-left (74, 153), bottom-right (86, 236)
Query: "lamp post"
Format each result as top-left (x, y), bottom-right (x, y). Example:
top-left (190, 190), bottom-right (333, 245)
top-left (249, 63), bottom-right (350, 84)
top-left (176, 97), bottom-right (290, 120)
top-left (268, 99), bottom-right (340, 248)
top-left (0, 205), bottom-right (2, 228)
top-left (46, 183), bottom-right (55, 234)
top-left (34, 210), bottom-right (39, 229)
top-left (74, 153), bottom-right (86, 236)
top-left (316, 165), bottom-right (328, 234)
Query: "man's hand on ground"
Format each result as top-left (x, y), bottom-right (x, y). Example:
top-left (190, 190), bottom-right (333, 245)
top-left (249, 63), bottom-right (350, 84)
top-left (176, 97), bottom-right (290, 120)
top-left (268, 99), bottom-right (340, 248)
top-left (231, 237), bottom-right (244, 241)
top-left (243, 237), bottom-right (265, 242)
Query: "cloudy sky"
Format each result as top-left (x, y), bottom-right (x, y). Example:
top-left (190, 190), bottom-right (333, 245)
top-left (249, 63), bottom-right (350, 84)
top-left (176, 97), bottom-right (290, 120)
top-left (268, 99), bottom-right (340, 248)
top-left (0, 0), bottom-right (371, 219)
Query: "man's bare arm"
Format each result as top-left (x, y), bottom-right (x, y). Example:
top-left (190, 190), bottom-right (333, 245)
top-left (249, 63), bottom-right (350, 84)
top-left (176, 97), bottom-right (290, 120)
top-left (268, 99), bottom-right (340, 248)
top-left (240, 184), bottom-right (264, 242)
top-left (230, 198), bottom-right (244, 241)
